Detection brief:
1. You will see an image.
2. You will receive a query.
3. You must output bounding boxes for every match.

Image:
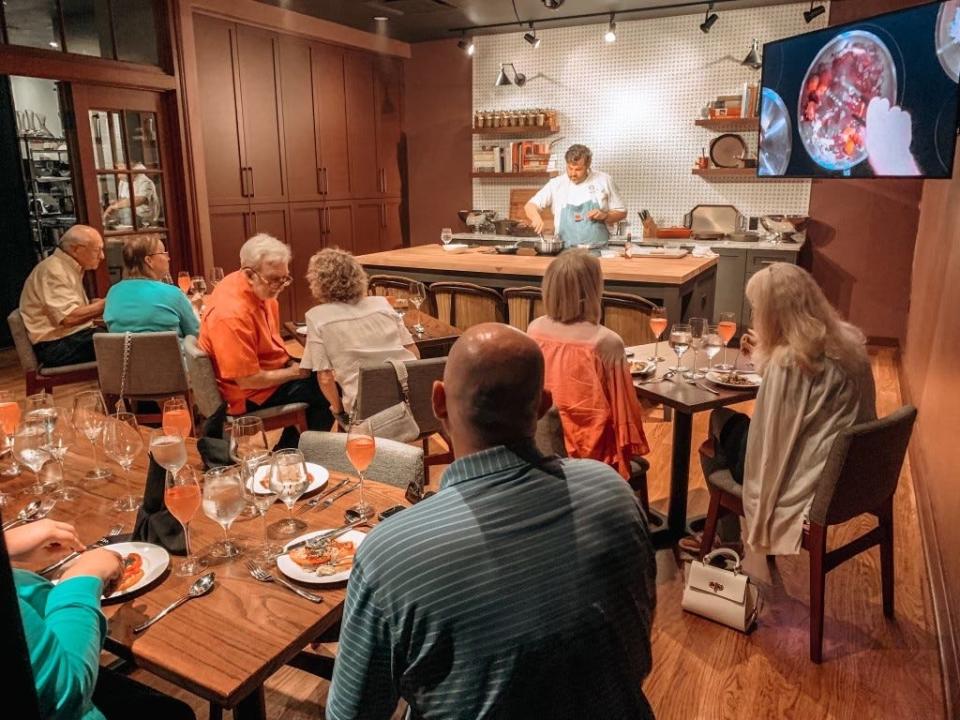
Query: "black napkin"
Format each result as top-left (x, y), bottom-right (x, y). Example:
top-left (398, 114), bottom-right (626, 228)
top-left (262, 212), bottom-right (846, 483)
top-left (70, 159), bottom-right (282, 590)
top-left (131, 455), bottom-right (186, 556)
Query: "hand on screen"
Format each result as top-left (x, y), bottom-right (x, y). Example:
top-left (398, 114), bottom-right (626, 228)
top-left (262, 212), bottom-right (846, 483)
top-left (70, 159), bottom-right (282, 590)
top-left (865, 97), bottom-right (921, 176)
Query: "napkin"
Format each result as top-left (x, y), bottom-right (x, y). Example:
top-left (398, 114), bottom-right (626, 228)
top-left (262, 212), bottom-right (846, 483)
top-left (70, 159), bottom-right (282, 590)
top-left (691, 244), bottom-right (719, 258)
top-left (131, 456), bottom-right (186, 555)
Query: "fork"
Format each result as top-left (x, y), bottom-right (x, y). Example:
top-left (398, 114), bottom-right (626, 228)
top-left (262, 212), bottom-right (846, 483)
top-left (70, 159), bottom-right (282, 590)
top-left (38, 523), bottom-right (125, 577)
top-left (245, 560), bottom-right (324, 603)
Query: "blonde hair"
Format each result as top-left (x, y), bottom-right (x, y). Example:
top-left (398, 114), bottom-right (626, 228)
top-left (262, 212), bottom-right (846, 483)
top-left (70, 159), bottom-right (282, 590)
top-left (542, 250), bottom-right (602, 324)
top-left (121, 233), bottom-right (164, 278)
top-left (745, 263), bottom-right (867, 376)
top-left (307, 248), bottom-right (368, 304)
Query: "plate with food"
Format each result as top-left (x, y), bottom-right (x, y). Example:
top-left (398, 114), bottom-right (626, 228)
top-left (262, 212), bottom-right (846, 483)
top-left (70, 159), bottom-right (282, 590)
top-left (247, 462), bottom-right (329, 496)
top-left (53, 542), bottom-right (170, 600)
top-left (705, 370), bottom-right (762, 389)
top-left (629, 359), bottom-right (657, 377)
top-left (277, 529), bottom-right (366, 584)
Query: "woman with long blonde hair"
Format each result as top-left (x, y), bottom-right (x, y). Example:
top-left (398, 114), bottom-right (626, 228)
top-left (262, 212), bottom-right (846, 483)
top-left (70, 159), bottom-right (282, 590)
top-left (690, 263), bottom-right (876, 558)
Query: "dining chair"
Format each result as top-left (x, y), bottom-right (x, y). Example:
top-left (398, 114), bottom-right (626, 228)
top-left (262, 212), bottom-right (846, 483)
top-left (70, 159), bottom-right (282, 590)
top-left (503, 286), bottom-right (544, 332)
top-left (697, 404), bottom-right (917, 662)
top-left (93, 331), bottom-right (191, 422)
top-left (535, 406), bottom-right (651, 515)
top-left (181, 335), bottom-right (308, 433)
top-left (600, 291), bottom-right (659, 347)
top-left (367, 274), bottom-right (433, 315)
top-left (429, 281), bottom-right (507, 331)
top-left (6, 309), bottom-right (99, 396)
top-left (298, 430), bottom-right (424, 491)
top-left (354, 357), bottom-right (451, 483)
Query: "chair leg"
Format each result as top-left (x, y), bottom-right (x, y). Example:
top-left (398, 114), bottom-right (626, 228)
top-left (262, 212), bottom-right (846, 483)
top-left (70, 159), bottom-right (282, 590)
top-left (208, 703), bottom-right (223, 720)
top-left (808, 522), bottom-right (828, 663)
top-left (878, 497), bottom-right (895, 618)
top-left (628, 470), bottom-right (650, 517)
top-left (700, 488), bottom-right (722, 558)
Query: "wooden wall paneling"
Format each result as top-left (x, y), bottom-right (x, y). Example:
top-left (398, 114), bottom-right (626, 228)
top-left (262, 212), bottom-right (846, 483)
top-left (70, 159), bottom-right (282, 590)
top-left (374, 56), bottom-right (403, 198)
top-left (289, 202), bottom-right (325, 318)
top-left (208, 204), bottom-right (252, 272)
top-left (382, 198), bottom-right (402, 251)
top-left (278, 36), bottom-right (322, 202)
top-left (353, 199), bottom-right (383, 256)
top-left (235, 25), bottom-right (287, 204)
top-left (344, 51), bottom-right (380, 199)
top-left (312, 43), bottom-right (351, 201)
top-left (325, 200), bottom-right (355, 254)
top-left (250, 202), bottom-right (293, 320)
top-left (193, 14), bottom-right (247, 207)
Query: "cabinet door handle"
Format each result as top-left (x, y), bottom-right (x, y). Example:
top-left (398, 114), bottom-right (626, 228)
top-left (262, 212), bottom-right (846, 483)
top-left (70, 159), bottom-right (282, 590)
top-left (323, 167), bottom-right (329, 195)
top-left (248, 166), bottom-right (255, 198)
top-left (240, 167), bottom-right (248, 197)
top-left (316, 167), bottom-right (323, 196)
top-left (381, 203), bottom-right (386, 228)
top-left (326, 207), bottom-right (332, 237)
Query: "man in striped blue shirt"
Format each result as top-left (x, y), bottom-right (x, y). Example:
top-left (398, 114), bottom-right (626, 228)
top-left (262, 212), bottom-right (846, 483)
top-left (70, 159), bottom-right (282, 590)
top-left (328, 323), bottom-right (657, 720)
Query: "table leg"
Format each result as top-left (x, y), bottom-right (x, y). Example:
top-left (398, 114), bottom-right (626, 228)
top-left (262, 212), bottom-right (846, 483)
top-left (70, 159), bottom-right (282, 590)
top-left (234, 685), bottom-right (267, 720)
top-left (668, 410), bottom-right (693, 537)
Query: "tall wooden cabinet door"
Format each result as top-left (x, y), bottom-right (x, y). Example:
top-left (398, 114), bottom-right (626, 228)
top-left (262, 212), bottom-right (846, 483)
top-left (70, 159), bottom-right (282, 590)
top-left (353, 200), bottom-right (383, 256)
top-left (325, 200), bottom-right (355, 254)
top-left (279, 37), bottom-right (321, 202)
top-left (236, 26), bottom-right (287, 204)
top-left (250, 204), bottom-right (294, 321)
top-left (194, 14), bottom-right (246, 206)
top-left (209, 205), bottom-right (252, 273)
top-left (313, 43), bottom-right (351, 200)
top-left (374, 57), bottom-right (404, 197)
top-left (382, 198), bottom-right (403, 250)
top-left (289, 203), bottom-right (325, 318)
top-left (343, 52), bottom-right (380, 198)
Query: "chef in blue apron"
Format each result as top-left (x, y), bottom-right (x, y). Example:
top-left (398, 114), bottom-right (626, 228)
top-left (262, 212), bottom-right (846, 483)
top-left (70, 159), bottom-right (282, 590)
top-left (524, 144), bottom-right (627, 249)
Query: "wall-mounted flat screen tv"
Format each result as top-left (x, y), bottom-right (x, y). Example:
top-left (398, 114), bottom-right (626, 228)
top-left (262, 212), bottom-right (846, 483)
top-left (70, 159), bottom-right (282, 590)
top-left (759, 0), bottom-right (960, 178)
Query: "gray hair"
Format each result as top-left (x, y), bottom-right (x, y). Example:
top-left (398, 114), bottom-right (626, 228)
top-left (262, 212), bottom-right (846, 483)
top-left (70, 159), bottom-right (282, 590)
top-left (564, 144), bottom-right (592, 165)
top-left (240, 233), bottom-right (291, 270)
top-left (59, 224), bottom-right (98, 251)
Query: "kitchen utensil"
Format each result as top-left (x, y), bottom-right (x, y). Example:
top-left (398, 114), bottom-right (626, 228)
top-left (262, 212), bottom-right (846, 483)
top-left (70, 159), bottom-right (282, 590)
top-left (760, 215), bottom-right (807, 242)
top-left (245, 560), bottom-right (324, 603)
top-left (308, 480), bottom-right (359, 515)
top-left (281, 517), bottom-right (368, 555)
top-left (710, 134), bottom-right (748, 169)
top-left (685, 205), bottom-right (741, 235)
top-left (518, 235), bottom-right (563, 255)
top-left (296, 477), bottom-right (350, 515)
top-left (133, 572), bottom-right (216, 633)
top-left (2, 500), bottom-right (42, 530)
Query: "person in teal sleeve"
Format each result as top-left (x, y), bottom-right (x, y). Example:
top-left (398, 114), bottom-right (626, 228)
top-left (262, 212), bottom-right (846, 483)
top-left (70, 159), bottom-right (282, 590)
top-left (104, 234), bottom-right (200, 337)
top-left (7, 519), bottom-right (195, 719)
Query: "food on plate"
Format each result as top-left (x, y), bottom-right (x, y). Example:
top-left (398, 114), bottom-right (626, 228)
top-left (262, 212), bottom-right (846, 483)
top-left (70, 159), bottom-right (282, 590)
top-left (259, 472), bottom-right (314, 490)
top-left (288, 539), bottom-right (356, 570)
top-left (116, 552), bottom-right (144, 592)
top-left (629, 360), bottom-right (654, 375)
top-left (714, 372), bottom-right (755, 386)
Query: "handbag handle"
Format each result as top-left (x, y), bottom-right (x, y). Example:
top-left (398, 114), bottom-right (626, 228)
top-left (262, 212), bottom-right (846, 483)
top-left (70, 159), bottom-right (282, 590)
top-left (385, 358), bottom-right (411, 405)
top-left (116, 332), bottom-right (133, 413)
top-left (702, 547), bottom-right (743, 574)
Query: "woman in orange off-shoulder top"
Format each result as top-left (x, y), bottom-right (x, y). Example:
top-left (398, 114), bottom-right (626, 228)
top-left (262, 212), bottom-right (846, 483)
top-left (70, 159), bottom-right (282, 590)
top-left (527, 250), bottom-right (649, 479)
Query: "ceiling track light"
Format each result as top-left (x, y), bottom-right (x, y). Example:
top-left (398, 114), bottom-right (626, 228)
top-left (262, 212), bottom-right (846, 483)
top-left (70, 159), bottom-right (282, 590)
top-left (457, 32), bottom-right (475, 56)
top-left (741, 38), bottom-right (762, 69)
top-left (604, 13), bottom-right (617, 43)
top-left (495, 62), bottom-right (527, 87)
top-left (803, 1), bottom-right (826, 23)
top-left (523, 22), bottom-right (541, 48)
top-left (700, 3), bottom-right (718, 33)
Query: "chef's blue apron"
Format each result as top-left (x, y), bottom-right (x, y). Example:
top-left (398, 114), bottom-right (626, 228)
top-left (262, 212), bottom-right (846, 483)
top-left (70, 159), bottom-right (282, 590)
top-left (559, 200), bottom-right (609, 249)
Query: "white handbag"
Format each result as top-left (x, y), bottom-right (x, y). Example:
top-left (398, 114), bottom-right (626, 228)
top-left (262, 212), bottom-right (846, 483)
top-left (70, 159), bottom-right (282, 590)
top-left (363, 358), bottom-right (421, 443)
top-left (681, 548), bottom-right (761, 632)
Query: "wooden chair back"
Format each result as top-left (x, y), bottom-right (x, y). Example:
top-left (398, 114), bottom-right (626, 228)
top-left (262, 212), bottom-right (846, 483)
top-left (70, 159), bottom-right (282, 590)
top-left (430, 282), bottom-right (506, 331)
top-left (503, 286), bottom-right (544, 332)
top-left (367, 275), bottom-right (433, 315)
top-left (600, 292), bottom-right (658, 347)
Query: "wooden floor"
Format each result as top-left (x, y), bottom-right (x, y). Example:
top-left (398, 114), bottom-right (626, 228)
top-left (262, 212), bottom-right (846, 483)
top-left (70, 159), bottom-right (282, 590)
top-left (0, 346), bottom-right (944, 719)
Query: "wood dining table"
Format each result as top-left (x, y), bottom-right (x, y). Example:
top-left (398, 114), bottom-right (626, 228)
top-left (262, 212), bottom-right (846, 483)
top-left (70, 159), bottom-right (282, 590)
top-left (4, 432), bottom-right (405, 719)
top-left (626, 341), bottom-right (758, 548)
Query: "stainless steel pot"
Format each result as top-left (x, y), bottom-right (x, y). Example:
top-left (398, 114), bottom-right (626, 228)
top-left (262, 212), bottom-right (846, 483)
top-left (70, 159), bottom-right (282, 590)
top-left (518, 235), bottom-right (563, 255)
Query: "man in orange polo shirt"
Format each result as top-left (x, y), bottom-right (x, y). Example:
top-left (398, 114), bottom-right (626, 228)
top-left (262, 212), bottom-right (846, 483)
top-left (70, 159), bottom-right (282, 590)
top-left (199, 234), bottom-right (332, 430)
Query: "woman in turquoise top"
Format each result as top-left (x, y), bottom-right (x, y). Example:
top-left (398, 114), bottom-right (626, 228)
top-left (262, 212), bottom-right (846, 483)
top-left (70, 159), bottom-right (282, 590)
top-left (104, 234), bottom-right (200, 337)
top-left (7, 519), bottom-right (195, 719)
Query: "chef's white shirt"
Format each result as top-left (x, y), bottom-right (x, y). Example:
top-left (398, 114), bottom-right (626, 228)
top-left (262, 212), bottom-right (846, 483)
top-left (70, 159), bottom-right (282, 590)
top-left (529, 169), bottom-right (626, 234)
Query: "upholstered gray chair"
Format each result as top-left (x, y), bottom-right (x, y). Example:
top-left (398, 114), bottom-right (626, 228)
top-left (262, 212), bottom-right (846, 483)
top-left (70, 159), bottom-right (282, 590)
top-left (299, 430), bottom-right (424, 491)
top-left (93, 331), bottom-right (190, 422)
top-left (6, 309), bottom-right (98, 395)
top-left (699, 404), bottom-right (918, 663)
top-left (181, 335), bottom-right (308, 433)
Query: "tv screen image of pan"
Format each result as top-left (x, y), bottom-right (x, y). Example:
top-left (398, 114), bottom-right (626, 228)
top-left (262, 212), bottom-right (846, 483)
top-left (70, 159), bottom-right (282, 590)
top-left (759, 0), bottom-right (960, 178)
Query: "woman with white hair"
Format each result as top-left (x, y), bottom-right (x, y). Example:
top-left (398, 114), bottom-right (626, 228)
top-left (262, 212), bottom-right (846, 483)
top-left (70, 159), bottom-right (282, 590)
top-left (685, 262), bottom-right (877, 557)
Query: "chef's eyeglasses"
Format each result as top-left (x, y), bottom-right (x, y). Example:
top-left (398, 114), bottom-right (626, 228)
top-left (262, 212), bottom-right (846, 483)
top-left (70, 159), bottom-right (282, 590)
top-left (244, 266), bottom-right (292, 289)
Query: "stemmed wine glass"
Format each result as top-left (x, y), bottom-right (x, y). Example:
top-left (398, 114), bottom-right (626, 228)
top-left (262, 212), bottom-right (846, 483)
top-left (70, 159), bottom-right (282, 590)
top-left (715, 311), bottom-right (738, 371)
top-left (45, 410), bottom-right (78, 500)
top-left (203, 465), bottom-right (247, 557)
top-left (162, 397), bottom-right (193, 439)
top-left (669, 323), bottom-right (692, 376)
top-left (248, 452), bottom-right (283, 560)
top-left (192, 276), bottom-right (208, 315)
top-left (102, 412), bottom-right (143, 512)
top-left (408, 282), bottom-right (426, 335)
top-left (227, 416), bottom-right (269, 519)
top-left (209, 266), bottom-right (225, 288)
top-left (346, 419), bottom-right (376, 521)
top-left (702, 326), bottom-right (724, 375)
top-left (164, 465), bottom-right (206, 576)
top-left (0, 391), bottom-right (22, 481)
top-left (440, 227), bottom-right (453, 246)
top-left (24, 392), bottom-right (58, 444)
top-left (73, 391), bottom-right (112, 481)
top-left (267, 449), bottom-right (310, 536)
top-left (149, 428), bottom-right (187, 485)
top-left (686, 318), bottom-right (708, 379)
top-left (14, 422), bottom-right (54, 496)
top-left (177, 271), bottom-right (192, 294)
top-left (647, 306), bottom-right (667, 363)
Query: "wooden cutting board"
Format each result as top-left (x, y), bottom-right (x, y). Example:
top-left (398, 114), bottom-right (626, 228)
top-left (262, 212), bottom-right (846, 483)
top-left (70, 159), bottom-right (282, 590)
top-left (509, 188), bottom-right (554, 233)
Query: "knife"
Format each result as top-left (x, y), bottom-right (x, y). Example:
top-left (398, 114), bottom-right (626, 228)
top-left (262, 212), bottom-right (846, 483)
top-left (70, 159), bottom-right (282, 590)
top-left (311, 481), bottom-right (359, 513)
top-left (280, 516), bottom-right (366, 556)
top-left (296, 477), bottom-right (350, 515)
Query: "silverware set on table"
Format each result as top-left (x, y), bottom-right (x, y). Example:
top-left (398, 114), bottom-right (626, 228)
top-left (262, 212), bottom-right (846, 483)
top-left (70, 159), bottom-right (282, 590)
top-left (38, 523), bottom-right (124, 577)
top-left (296, 478), bottom-right (358, 515)
top-left (2, 498), bottom-right (57, 530)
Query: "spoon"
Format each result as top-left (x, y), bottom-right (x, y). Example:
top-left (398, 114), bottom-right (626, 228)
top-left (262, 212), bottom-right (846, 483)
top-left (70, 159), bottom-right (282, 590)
top-left (133, 573), bottom-right (216, 633)
top-left (2, 499), bottom-right (44, 531)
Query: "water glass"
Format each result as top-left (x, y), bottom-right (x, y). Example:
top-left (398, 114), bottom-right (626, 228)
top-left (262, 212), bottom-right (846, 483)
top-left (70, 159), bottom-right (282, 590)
top-left (346, 419), bottom-right (376, 521)
top-left (14, 422), bottom-right (54, 496)
top-left (227, 416), bottom-right (270, 518)
top-left (248, 452), bottom-right (283, 560)
top-left (669, 323), bottom-right (692, 374)
top-left (268, 449), bottom-right (310, 536)
top-left (149, 429), bottom-right (188, 479)
top-left (164, 466), bottom-right (205, 576)
top-left (45, 410), bottom-right (78, 500)
top-left (203, 465), bottom-right (247, 558)
top-left (102, 412), bottom-right (143, 513)
top-left (686, 318), bottom-right (708, 379)
top-left (440, 227), bottom-right (453, 246)
top-left (73, 390), bottom-right (112, 481)
top-left (703, 326), bottom-right (724, 373)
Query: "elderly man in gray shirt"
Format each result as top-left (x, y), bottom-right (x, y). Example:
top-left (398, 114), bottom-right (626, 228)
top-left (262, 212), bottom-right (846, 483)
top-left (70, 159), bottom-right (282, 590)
top-left (328, 323), bottom-right (657, 720)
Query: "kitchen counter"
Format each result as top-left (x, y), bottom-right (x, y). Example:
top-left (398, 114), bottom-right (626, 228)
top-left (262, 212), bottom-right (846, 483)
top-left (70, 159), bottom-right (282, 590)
top-left (451, 232), bottom-right (806, 253)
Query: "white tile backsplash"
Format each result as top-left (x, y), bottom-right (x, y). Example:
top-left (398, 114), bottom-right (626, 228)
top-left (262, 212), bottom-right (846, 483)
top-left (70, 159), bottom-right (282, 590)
top-left (472, 2), bottom-right (828, 230)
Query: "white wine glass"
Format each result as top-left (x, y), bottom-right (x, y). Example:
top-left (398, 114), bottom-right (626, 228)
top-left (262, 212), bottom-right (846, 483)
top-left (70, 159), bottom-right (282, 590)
top-left (45, 410), bottom-right (78, 501)
top-left (440, 227), bottom-right (453, 246)
top-left (14, 422), bottom-right (55, 496)
top-left (346, 419), bottom-right (376, 521)
top-left (149, 429), bottom-right (188, 484)
top-left (73, 390), bottom-right (111, 481)
top-left (227, 416), bottom-right (270, 519)
top-left (408, 281), bottom-right (426, 335)
top-left (647, 306), bottom-right (667, 363)
top-left (703, 326), bottom-right (724, 375)
top-left (268, 449), bottom-right (310, 536)
top-left (248, 452), bottom-right (283, 561)
top-left (24, 392), bottom-right (57, 445)
top-left (164, 465), bottom-right (205, 576)
top-left (209, 266), bottom-right (225, 287)
top-left (102, 412), bottom-right (143, 513)
top-left (668, 323), bottom-right (692, 376)
top-left (686, 318), bottom-right (708, 379)
top-left (203, 465), bottom-right (247, 557)
top-left (715, 311), bottom-right (738, 371)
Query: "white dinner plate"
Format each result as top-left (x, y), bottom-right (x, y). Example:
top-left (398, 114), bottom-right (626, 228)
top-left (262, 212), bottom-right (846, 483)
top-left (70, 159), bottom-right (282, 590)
top-left (705, 370), bottom-right (762, 389)
top-left (247, 461), bottom-right (329, 497)
top-left (58, 541), bottom-right (170, 600)
top-left (441, 243), bottom-right (469, 253)
top-left (629, 360), bottom-right (657, 376)
top-left (295, 325), bottom-right (307, 336)
top-left (277, 529), bottom-right (367, 584)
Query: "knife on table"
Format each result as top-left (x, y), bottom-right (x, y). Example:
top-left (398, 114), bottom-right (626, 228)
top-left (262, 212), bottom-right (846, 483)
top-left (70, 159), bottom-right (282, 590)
top-left (296, 477), bottom-right (350, 515)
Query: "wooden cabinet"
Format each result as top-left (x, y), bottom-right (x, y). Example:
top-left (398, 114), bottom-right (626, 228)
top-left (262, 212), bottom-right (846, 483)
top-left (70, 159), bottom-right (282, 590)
top-left (209, 205), bottom-right (252, 272)
top-left (313, 44), bottom-right (351, 200)
top-left (279, 37), bottom-right (321, 202)
top-left (374, 56), bottom-right (403, 197)
top-left (344, 52), bottom-right (380, 199)
top-left (354, 198), bottom-right (401, 253)
top-left (382, 197), bottom-right (403, 250)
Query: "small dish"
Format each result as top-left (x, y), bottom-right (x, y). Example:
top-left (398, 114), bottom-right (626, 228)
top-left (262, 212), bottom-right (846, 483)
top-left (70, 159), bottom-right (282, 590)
top-left (441, 243), bottom-right (469, 254)
top-left (629, 360), bottom-right (657, 377)
top-left (494, 245), bottom-right (518, 254)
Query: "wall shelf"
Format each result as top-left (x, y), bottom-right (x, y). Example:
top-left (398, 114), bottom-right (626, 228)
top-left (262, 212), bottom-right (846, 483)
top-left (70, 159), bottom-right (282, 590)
top-left (692, 167), bottom-right (759, 179)
top-left (472, 126), bottom-right (557, 137)
top-left (471, 171), bottom-right (557, 179)
top-left (695, 117), bottom-right (760, 132)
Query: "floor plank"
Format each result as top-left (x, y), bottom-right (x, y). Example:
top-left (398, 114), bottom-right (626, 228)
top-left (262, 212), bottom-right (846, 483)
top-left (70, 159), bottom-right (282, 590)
top-left (0, 346), bottom-right (943, 719)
